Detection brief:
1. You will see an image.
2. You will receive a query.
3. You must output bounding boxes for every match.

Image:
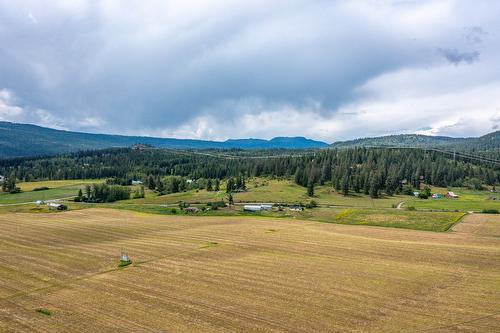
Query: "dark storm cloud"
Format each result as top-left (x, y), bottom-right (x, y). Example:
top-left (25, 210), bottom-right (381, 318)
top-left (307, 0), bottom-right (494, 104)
top-left (0, 1), bottom-right (499, 140)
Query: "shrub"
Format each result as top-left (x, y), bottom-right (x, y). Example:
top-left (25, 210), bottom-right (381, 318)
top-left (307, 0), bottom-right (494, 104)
top-left (306, 200), bottom-right (318, 209)
top-left (406, 206), bottom-right (416, 211)
top-left (33, 186), bottom-right (50, 191)
top-left (118, 260), bottom-right (132, 267)
top-left (402, 184), bottom-right (414, 196)
top-left (36, 308), bottom-right (52, 316)
top-left (207, 201), bottom-right (226, 210)
top-left (482, 209), bottom-right (499, 214)
top-left (9, 187), bottom-right (21, 194)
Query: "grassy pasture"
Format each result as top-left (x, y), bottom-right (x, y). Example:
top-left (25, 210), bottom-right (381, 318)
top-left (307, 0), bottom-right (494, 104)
top-left (292, 207), bottom-right (465, 231)
top-left (405, 187), bottom-right (499, 212)
top-left (0, 180), bottom-right (101, 205)
top-left (130, 178), bottom-right (496, 212)
top-left (0, 209), bottom-right (498, 332)
top-left (17, 179), bottom-right (99, 192)
top-left (76, 203), bottom-right (463, 232)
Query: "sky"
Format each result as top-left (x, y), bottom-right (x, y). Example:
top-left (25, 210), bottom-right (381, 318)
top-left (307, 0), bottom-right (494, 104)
top-left (0, 0), bottom-right (499, 142)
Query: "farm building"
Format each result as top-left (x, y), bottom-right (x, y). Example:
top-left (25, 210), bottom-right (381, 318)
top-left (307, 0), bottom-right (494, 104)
top-left (413, 192), bottom-right (420, 197)
top-left (47, 203), bottom-right (67, 211)
top-left (446, 191), bottom-right (459, 199)
top-left (131, 180), bottom-right (143, 185)
top-left (243, 204), bottom-right (273, 212)
top-left (184, 207), bottom-right (199, 213)
top-left (289, 205), bottom-right (304, 211)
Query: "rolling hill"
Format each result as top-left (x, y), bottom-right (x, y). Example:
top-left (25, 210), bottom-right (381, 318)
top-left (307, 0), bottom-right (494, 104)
top-left (0, 121), bottom-right (328, 158)
top-left (331, 132), bottom-right (500, 152)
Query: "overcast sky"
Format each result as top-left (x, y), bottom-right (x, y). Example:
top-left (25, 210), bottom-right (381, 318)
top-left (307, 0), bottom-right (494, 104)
top-left (0, 0), bottom-right (499, 142)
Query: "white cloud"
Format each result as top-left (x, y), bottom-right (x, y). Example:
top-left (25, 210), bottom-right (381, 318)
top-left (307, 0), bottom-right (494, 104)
top-left (0, 89), bottom-right (24, 120)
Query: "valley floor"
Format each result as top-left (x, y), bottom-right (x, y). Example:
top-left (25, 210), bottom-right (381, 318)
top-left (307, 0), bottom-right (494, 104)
top-left (0, 209), bottom-right (499, 332)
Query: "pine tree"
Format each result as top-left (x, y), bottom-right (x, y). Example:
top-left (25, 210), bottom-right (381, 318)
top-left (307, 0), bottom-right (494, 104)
top-left (369, 174), bottom-right (380, 198)
top-left (147, 175), bottom-right (156, 190)
top-left (226, 178), bottom-right (234, 193)
top-left (342, 175), bottom-right (349, 196)
top-left (307, 179), bottom-right (314, 197)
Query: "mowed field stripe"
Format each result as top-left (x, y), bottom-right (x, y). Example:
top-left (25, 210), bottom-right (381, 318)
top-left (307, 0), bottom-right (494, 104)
top-left (0, 209), bottom-right (499, 332)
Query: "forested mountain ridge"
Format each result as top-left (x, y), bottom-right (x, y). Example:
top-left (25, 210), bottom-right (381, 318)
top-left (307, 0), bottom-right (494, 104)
top-left (1, 120), bottom-right (498, 159)
top-left (0, 121), bottom-right (328, 158)
top-left (331, 131), bottom-right (500, 151)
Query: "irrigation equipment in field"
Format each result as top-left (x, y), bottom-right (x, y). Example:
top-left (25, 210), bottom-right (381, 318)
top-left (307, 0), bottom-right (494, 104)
top-left (119, 251), bottom-right (132, 267)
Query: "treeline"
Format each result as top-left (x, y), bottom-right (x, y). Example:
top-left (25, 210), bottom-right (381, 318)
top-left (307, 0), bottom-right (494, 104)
top-left (75, 183), bottom-right (130, 203)
top-left (0, 147), bottom-right (498, 198)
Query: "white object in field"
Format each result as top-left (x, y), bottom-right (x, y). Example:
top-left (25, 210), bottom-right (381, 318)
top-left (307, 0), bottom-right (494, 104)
top-left (243, 205), bottom-right (263, 212)
top-left (48, 203), bottom-right (62, 210)
top-left (121, 252), bottom-right (130, 262)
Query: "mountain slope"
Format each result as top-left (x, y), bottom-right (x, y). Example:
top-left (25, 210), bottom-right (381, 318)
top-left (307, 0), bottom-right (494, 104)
top-left (331, 132), bottom-right (500, 151)
top-left (0, 121), bottom-right (328, 158)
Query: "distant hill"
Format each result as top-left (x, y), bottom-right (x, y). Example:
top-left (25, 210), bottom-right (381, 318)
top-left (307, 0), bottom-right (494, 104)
top-left (331, 132), bottom-right (500, 152)
top-left (0, 121), bottom-right (328, 158)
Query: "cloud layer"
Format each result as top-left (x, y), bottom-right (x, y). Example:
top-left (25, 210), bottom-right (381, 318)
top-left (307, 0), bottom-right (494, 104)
top-left (0, 0), bottom-right (499, 141)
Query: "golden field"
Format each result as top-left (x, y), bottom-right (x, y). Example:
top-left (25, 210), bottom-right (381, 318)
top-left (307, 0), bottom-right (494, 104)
top-left (0, 209), bottom-right (499, 332)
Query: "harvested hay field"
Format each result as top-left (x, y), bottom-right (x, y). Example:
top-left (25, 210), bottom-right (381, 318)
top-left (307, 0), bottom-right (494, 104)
top-left (0, 209), bottom-right (499, 332)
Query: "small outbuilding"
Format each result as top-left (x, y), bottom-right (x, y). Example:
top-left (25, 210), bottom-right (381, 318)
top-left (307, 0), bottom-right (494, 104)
top-left (47, 203), bottom-right (67, 210)
top-left (289, 205), bottom-right (304, 211)
top-left (131, 180), bottom-right (143, 185)
top-left (445, 191), bottom-right (459, 199)
top-left (184, 207), bottom-right (199, 213)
